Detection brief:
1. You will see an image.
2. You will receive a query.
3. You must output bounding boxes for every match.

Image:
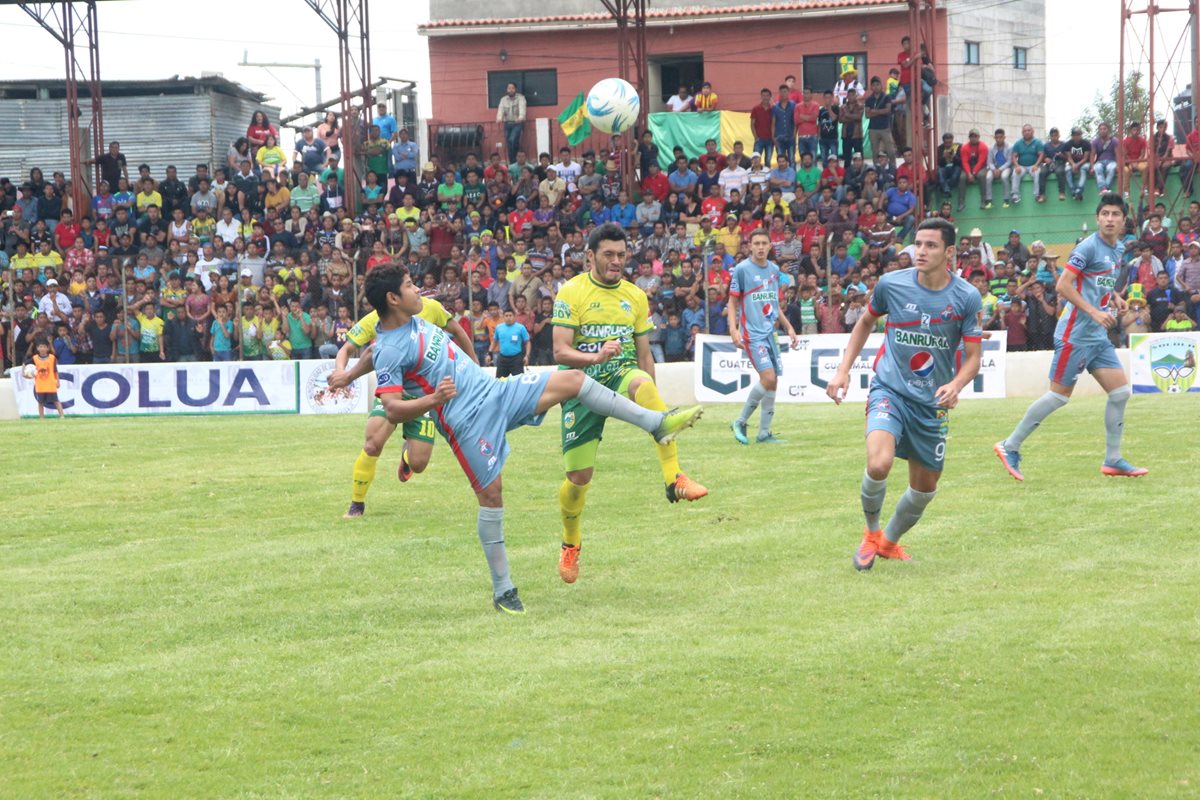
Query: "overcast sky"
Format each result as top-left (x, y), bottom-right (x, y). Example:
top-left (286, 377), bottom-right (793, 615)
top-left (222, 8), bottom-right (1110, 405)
top-left (0, 0), bottom-right (1189, 128)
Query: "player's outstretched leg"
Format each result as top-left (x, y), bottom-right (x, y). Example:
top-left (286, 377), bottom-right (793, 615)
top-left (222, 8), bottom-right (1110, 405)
top-left (1100, 384), bottom-right (1148, 476)
top-left (539, 371), bottom-right (702, 444)
top-left (996, 389), bottom-right (1069, 480)
top-left (878, 462), bottom-right (940, 562)
top-left (631, 378), bottom-right (708, 503)
top-left (477, 478), bottom-right (524, 614)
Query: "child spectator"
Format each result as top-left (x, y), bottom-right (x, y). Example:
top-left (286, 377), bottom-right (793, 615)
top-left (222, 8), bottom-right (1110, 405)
top-left (267, 327), bottom-right (292, 360)
top-left (53, 323), bottom-right (77, 365)
top-left (686, 323), bottom-right (702, 361)
top-left (32, 340), bottom-right (65, 419)
top-left (211, 305), bottom-right (235, 362)
top-left (1004, 297), bottom-right (1028, 351)
top-left (664, 312), bottom-right (688, 361)
top-left (1164, 304), bottom-right (1196, 331)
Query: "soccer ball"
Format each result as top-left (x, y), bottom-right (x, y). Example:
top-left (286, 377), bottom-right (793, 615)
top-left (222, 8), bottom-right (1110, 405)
top-left (22, 363), bottom-right (36, 380)
top-left (586, 78), bottom-right (640, 135)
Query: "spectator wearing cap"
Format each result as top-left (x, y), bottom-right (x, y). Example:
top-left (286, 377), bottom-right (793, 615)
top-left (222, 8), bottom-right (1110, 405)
top-left (1006, 230), bottom-right (1030, 269)
top-left (1040, 127), bottom-right (1068, 201)
top-left (1063, 127), bottom-right (1091, 200)
top-left (964, 228), bottom-right (995, 269)
top-left (38, 278), bottom-right (73, 323)
top-left (956, 129), bottom-right (989, 211)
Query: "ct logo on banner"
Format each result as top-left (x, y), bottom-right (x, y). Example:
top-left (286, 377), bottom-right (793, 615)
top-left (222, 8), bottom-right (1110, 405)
top-left (1130, 333), bottom-right (1200, 394)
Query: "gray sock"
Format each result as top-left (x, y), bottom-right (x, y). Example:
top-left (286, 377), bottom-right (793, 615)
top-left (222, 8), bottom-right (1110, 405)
top-left (477, 507), bottom-right (513, 598)
top-left (738, 383), bottom-right (766, 425)
top-left (860, 470), bottom-right (888, 531)
top-left (576, 375), bottom-right (663, 434)
top-left (1005, 390), bottom-right (1069, 451)
top-left (757, 390), bottom-right (776, 437)
top-left (884, 487), bottom-right (937, 543)
top-left (1105, 385), bottom-right (1131, 462)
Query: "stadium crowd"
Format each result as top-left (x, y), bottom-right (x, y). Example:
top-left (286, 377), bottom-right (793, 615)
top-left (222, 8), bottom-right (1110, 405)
top-left (3, 38), bottom-right (1199, 374)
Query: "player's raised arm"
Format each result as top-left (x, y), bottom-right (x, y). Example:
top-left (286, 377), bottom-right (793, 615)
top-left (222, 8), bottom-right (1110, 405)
top-left (377, 377), bottom-right (456, 424)
top-left (826, 302), bottom-right (881, 404)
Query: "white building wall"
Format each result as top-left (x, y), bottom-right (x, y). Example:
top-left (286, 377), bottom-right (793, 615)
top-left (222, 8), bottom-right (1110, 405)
top-left (944, 0), bottom-right (1047, 138)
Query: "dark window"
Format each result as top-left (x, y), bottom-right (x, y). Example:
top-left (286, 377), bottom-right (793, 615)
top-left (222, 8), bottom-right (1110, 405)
top-left (802, 52), bottom-right (868, 94)
top-left (965, 42), bottom-right (981, 65)
top-left (487, 70), bottom-right (557, 108)
top-left (1013, 46), bottom-right (1028, 71)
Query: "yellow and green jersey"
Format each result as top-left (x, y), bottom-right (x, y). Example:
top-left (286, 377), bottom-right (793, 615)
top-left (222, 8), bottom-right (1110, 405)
top-left (346, 297), bottom-right (452, 348)
top-left (552, 272), bottom-right (652, 383)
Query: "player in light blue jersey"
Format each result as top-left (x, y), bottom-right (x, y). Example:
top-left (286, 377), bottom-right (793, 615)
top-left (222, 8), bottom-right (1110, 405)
top-left (995, 193), bottom-right (1148, 480)
top-left (354, 265), bottom-right (703, 614)
top-left (827, 218), bottom-right (983, 570)
top-left (727, 229), bottom-right (799, 444)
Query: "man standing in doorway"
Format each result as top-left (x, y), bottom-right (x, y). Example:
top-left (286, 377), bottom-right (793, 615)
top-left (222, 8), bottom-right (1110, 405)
top-left (496, 82), bottom-right (527, 165)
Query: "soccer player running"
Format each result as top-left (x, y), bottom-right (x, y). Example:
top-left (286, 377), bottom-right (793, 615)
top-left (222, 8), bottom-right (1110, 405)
top-left (363, 264), bottom-right (703, 613)
top-left (827, 218), bottom-right (983, 570)
top-left (728, 229), bottom-right (799, 444)
top-left (332, 297), bottom-right (477, 519)
top-left (552, 223), bottom-right (709, 584)
top-left (994, 192), bottom-right (1148, 479)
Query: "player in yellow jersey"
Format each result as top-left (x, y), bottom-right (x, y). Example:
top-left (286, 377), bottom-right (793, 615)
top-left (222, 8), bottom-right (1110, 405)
top-left (551, 223), bottom-right (709, 583)
top-left (332, 296), bottom-right (477, 517)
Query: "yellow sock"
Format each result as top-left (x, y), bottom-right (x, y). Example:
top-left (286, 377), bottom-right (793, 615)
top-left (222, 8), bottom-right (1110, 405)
top-left (351, 450), bottom-right (380, 502)
top-left (634, 381), bottom-right (682, 484)
top-left (559, 478), bottom-right (590, 547)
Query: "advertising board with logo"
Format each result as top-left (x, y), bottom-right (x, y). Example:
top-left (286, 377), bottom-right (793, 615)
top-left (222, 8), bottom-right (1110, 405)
top-left (10, 360), bottom-right (369, 418)
top-left (1130, 333), bottom-right (1200, 394)
top-left (694, 332), bottom-right (1007, 403)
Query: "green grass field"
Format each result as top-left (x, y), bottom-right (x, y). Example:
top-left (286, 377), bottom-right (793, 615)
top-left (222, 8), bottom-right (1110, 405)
top-left (2, 396), bottom-right (1197, 799)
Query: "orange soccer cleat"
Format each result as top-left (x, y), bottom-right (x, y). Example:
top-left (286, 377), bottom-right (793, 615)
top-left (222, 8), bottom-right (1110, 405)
top-left (854, 528), bottom-right (882, 571)
top-left (559, 543), bottom-right (581, 584)
top-left (666, 473), bottom-right (709, 503)
top-left (876, 538), bottom-right (913, 562)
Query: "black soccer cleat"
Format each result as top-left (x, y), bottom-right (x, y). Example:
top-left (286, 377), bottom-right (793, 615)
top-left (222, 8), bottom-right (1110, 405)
top-left (343, 501), bottom-right (365, 518)
top-left (493, 587), bottom-right (526, 614)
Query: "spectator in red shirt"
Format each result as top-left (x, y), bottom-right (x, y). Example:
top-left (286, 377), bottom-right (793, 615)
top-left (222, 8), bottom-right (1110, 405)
top-left (641, 161), bottom-right (670, 203)
top-left (509, 195), bottom-right (534, 239)
top-left (1122, 121), bottom-right (1148, 187)
top-left (54, 208), bottom-right (81, 251)
top-left (751, 88), bottom-right (775, 166)
top-left (794, 86), bottom-right (821, 163)
top-left (820, 155), bottom-right (845, 194)
top-left (701, 139), bottom-right (726, 172)
top-left (957, 129), bottom-right (990, 211)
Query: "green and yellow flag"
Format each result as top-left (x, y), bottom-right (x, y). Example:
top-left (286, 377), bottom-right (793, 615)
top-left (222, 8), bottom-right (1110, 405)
top-left (558, 92), bottom-right (592, 146)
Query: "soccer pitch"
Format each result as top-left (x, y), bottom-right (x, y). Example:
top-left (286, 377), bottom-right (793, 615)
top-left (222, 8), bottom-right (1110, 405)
top-left (3, 396), bottom-right (1197, 798)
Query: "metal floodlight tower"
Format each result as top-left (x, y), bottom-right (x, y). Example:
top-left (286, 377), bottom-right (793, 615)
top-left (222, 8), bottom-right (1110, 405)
top-left (18, 0), bottom-right (104, 216)
top-left (1118, 0), bottom-right (1200, 211)
top-left (908, 0), bottom-right (939, 225)
top-left (304, 0), bottom-right (372, 215)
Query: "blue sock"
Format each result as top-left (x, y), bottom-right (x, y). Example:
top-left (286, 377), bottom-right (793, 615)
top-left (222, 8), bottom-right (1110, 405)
top-left (1105, 385), bottom-right (1131, 463)
top-left (738, 383), bottom-right (766, 425)
top-left (757, 390), bottom-right (776, 437)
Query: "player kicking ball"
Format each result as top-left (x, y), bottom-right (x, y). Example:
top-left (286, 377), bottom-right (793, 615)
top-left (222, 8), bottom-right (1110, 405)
top-left (552, 223), bottom-right (708, 585)
top-left (827, 218), bottom-right (983, 570)
top-left (995, 192), bottom-right (1148, 480)
top-left (727, 229), bottom-right (799, 445)
top-left (332, 297), bottom-right (477, 519)
top-left (363, 264), bottom-right (703, 613)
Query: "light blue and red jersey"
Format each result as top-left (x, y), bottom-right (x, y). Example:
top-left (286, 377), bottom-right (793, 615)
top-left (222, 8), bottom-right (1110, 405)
top-left (1056, 233), bottom-right (1125, 346)
top-left (867, 268), bottom-right (983, 407)
top-left (729, 257), bottom-right (784, 341)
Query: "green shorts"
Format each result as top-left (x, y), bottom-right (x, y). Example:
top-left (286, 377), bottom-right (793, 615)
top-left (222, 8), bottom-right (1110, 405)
top-left (369, 398), bottom-right (437, 444)
top-left (561, 366), bottom-right (649, 471)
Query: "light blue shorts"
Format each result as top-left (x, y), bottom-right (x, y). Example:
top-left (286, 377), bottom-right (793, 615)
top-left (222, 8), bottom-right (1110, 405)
top-left (744, 334), bottom-right (782, 375)
top-left (1049, 337), bottom-right (1122, 387)
top-left (865, 385), bottom-right (949, 472)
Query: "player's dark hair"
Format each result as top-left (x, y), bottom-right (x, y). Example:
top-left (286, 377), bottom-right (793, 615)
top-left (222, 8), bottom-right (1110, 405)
top-left (749, 229), bottom-right (771, 242)
top-left (363, 264), bottom-right (409, 314)
top-left (587, 222), bottom-right (628, 254)
top-left (1097, 191), bottom-right (1128, 216)
top-left (916, 217), bottom-right (957, 248)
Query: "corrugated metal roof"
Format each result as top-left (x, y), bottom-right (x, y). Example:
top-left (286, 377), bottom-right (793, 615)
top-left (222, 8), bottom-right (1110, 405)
top-left (0, 93), bottom-right (280, 185)
top-left (421, 0), bottom-right (902, 31)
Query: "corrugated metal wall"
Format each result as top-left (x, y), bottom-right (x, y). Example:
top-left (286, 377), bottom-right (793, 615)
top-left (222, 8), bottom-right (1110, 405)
top-left (0, 93), bottom-right (280, 185)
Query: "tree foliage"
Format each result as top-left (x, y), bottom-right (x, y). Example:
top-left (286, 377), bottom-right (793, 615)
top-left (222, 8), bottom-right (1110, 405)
top-left (1075, 71), bottom-right (1150, 138)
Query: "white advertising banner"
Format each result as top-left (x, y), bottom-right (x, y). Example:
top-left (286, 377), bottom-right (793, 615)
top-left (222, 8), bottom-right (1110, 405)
top-left (296, 359), bottom-right (370, 415)
top-left (11, 360), bottom-right (315, 418)
top-left (693, 332), bottom-right (1008, 403)
top-left (1130, 332), bottom-right (1200, 394)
